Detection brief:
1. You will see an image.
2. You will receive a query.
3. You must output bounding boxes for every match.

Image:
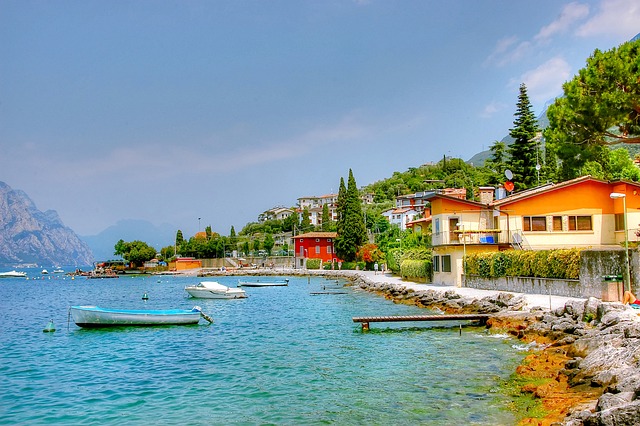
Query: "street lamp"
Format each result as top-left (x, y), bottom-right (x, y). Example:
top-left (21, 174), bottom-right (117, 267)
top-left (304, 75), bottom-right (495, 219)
top-left (456, 222), bottom-right (466, 287)
top-left (610, 192), bottom-right (631, 293)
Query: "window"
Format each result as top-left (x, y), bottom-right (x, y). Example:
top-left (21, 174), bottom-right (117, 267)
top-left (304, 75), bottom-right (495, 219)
top-left (441, 255), bottom-right (451, 273)
top-left (568, 215), bottom-right (592, 231)
top-left (523, 216), bottom-right (546, 231)
top-left (433, 256), bottom-right (440, 272)
top-left (553, 216), bottom-right (563, 231)
top-left (315, 245), bottom-right (320, 254)
top-left (434, 218), bottom-right (440, 234)
top-left (326, 246), bottom-right (332, 254)
top-left (316, 239), bottom-right (320, 242)
top-left (615, 213), bottom-right (625, 231)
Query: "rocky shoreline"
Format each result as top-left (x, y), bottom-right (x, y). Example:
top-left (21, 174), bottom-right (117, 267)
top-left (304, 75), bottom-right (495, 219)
top-left (343, 273), bottom-right (640, 426)
top-left (194, 267), bottom-right (640, 425)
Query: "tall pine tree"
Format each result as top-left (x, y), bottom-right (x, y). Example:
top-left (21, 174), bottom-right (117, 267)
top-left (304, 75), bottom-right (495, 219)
top-left (507, 83), bottom-right (540, 190)
top-left (335, 169), bottom-right (366, 262)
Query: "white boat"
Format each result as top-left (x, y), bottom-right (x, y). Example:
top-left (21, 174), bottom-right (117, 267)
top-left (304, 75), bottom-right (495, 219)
top-left (237, 278), bottom-right (289, 287)
top-left (69, 305), bottom-right (211, 328)
top-left (185, 281), bottom-right (247, 299)
top-left (53, 268), bottom-right (64, 274)
top-left (41, 269), bottom-right (49, 274)
top-left (0, 270), bottom-right (27, 278)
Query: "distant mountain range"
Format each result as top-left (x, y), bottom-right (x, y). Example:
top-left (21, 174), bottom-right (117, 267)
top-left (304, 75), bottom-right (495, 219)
top-left (80, 219), bottom-right (177, 261)
top-left (0, 181), bottom-right (94, 267)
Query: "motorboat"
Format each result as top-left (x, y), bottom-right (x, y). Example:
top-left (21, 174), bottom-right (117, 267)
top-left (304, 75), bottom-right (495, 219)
top-left (0, 270), bottom-right (27, 278)
top-left (69, 305), bottom-right (212, 328)
top-left (41, 269), bottom-right (49, 274)
top-left (53, 268), bottom-right (65, 274)
top-left (185, 281), bottom-right (247, 299)
top-left (237, 278), bottom-right (289, 287)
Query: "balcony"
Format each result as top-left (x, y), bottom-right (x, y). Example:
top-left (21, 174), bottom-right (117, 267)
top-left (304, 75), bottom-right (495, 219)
top-left (432, 229), bottom-right (511, 246)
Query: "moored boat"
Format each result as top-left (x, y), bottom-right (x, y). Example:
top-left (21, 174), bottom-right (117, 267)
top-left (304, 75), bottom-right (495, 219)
top-left (0, 270), bottom-right (27, 278)
top-left (237, 278), bottom-right (289, 287)
top-left (185, 281), bottom-right (247, 299)
top-left (69, 305), bottom-right (212, 328)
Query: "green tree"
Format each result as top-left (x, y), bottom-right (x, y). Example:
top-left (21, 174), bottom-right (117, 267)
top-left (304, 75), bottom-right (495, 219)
top-left (507, 83), bottom-right (540, 190)
top-left (113, 240), bottom-right (157, 267)
top-left (300, 207), bottom-right (312, 233)
top-left (252, 239), bottom-right (261, 255)
top-left (176, 230), bottom-right (184, 245)
top-left (335, 169), bottom-right (367, 262)
top-left (545, 39), bottom-right (640, 178)
top-left (283, 211), bottom-right (298, 232)
top-left (242, 241), bottom-right (250, 256)
top-left (321, 203), bottom-right (330, 231)
top-left (485, 140), bottom-right (507, 185)
top-left (263, 234), bottom-right (275, 255)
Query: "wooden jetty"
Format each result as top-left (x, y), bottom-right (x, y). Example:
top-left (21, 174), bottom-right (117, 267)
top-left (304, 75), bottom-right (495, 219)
top-left (352, 314), bottom-right (490, 331)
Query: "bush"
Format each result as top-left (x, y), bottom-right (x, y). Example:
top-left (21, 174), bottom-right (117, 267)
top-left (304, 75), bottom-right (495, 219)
top-left (465, 248), bottom-right (581, 280)
top-left (400, 259), bottom-right (430, 281)
top-left (306, 258), bottom-right (321, 269)
top-left (339, 261), bottom-right (357, 270)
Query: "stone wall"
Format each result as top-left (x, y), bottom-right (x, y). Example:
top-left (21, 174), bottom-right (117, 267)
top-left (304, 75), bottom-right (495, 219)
top-left (465, 248), bottom-right (639, 299)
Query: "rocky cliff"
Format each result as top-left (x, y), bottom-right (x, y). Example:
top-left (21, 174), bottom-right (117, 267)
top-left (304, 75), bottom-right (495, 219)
top-left (0, 181), bottom-right (94, 267)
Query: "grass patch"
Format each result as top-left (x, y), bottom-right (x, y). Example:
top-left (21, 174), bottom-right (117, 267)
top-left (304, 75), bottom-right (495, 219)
top-left (499, 373), bottom-right (550, 421)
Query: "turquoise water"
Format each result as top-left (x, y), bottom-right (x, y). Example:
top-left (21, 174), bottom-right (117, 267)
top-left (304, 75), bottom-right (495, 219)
top-left (0, 272), bottom-right (522, 425)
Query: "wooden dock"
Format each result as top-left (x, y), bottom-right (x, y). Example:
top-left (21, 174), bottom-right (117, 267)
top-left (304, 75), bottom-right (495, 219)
top-left (352, 314), bottom-right (490, 331)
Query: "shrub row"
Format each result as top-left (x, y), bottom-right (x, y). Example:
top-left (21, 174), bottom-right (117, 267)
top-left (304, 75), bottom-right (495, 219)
top-left (400, 259), bottom-right (431, 282)
top-left (465, 249), bottom-right (580, 280)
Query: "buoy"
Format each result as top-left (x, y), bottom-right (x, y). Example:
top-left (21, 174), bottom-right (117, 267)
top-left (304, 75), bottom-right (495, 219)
top-left (142, 292), bottom-right (149, 300)
top-left (43, 319), bottom-right (56, 333)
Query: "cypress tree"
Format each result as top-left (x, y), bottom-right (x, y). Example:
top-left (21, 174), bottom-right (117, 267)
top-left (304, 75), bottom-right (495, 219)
top-left (335, 169), bottom-right (366, 261)
top-left (321, 203), bottom-right (330, 231)
top-left (507, 83), bottom-right (540, 190)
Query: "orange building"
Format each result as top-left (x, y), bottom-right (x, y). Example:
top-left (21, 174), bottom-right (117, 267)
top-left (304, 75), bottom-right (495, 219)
top-left (429, 176), bottom-right (640, 286)
top-left (293, 232), bottom-right (339, 268)
top-left (170, 257), bottom-right (202, 271)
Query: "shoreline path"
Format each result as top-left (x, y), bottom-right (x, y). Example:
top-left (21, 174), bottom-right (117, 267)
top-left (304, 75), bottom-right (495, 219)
top-left (179, 267), bottom-right (585, 311)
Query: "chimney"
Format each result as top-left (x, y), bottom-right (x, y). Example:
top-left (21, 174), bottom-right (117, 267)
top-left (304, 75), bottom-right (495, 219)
top-left (478, 187), bottom-right (494, 204)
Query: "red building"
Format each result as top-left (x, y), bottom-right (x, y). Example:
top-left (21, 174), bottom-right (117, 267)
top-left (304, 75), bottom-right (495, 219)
top-left (294, 232), bottom-right (339, 268)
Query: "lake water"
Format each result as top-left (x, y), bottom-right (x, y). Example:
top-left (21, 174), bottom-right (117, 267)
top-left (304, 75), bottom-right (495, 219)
top-left (0, 271), bottom-right (523, 425)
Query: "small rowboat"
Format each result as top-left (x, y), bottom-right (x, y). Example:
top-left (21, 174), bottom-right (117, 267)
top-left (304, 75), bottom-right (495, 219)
top-left (237, 278), bottom-right (289, 287)
top-left (69, 305), bottom-right (212, 328)
top-left (185, 281), bottom-right (247, 299)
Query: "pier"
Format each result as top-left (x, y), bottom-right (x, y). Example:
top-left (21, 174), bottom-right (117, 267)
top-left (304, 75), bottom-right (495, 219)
top-left (352, 313), bottom-right (490, 331)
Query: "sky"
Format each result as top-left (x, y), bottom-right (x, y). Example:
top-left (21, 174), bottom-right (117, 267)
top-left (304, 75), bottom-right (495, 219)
top-left (1, 0), bottom-right (638, 239)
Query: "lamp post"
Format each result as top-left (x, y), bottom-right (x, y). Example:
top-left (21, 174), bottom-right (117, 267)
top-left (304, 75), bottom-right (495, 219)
top-left (457, 222), bottom-right (466, 287)
top-left (610, 192), bottom-right (631, 293)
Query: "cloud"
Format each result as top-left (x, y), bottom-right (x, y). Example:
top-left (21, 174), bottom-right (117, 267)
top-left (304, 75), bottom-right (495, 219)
top-left (576, 0), bottom-right (640, 38)
top-left (510, 57), bottom-right (572, 107)
top-left (534, 2), bottom-right (590, 42)
top-left (479, 102), bottom-right (508, 119)
top-left (484, 36), bottom-right (532, 67)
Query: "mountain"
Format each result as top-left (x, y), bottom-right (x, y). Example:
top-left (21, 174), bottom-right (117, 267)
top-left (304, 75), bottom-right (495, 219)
top-left (0, 181), bottom-right (94, 267)
top-left (81, 219), bottom-right (177, 261)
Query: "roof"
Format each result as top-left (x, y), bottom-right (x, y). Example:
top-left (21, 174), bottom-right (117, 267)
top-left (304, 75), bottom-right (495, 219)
top-left (294, 232), bottom-right (337, 238)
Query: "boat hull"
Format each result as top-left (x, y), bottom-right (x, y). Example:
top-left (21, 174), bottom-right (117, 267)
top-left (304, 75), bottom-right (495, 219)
top-left (237, 279), bottom-right (289, 287)
top-left (185, 281), bottom-right (247, 299)
top-left (0, 271), bottom-right (27, 278)
top-left (70, 306), bottom-right (202, 328)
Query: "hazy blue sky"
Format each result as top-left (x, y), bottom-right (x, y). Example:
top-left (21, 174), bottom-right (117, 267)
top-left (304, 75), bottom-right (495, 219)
top-left (1, 0), bottom-right (638, 238)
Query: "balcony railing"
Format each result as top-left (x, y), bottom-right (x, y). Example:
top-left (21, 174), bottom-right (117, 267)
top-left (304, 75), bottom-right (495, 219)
top-left (432, 229), bottom-right (511, 246)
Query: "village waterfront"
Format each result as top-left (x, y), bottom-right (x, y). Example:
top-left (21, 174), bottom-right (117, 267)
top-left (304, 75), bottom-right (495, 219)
top-left (0, 270), bottom-right (527, 425)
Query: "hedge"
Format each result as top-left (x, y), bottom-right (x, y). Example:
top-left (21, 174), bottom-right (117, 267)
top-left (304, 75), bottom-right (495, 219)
top-left (465, 248), bottom-right (581, 280)
top-left (400, 259), bottom-right (431, 282)
top-left (306, 258), bottom-right (321, 269)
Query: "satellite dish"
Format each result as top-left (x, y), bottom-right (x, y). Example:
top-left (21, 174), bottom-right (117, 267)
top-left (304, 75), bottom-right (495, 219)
top-left (504, 181), bottom-right (514, 192)
top-left (535, 163), bottom-right (541, 171)
top-left (505, 169), bottom-right (513, 180)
